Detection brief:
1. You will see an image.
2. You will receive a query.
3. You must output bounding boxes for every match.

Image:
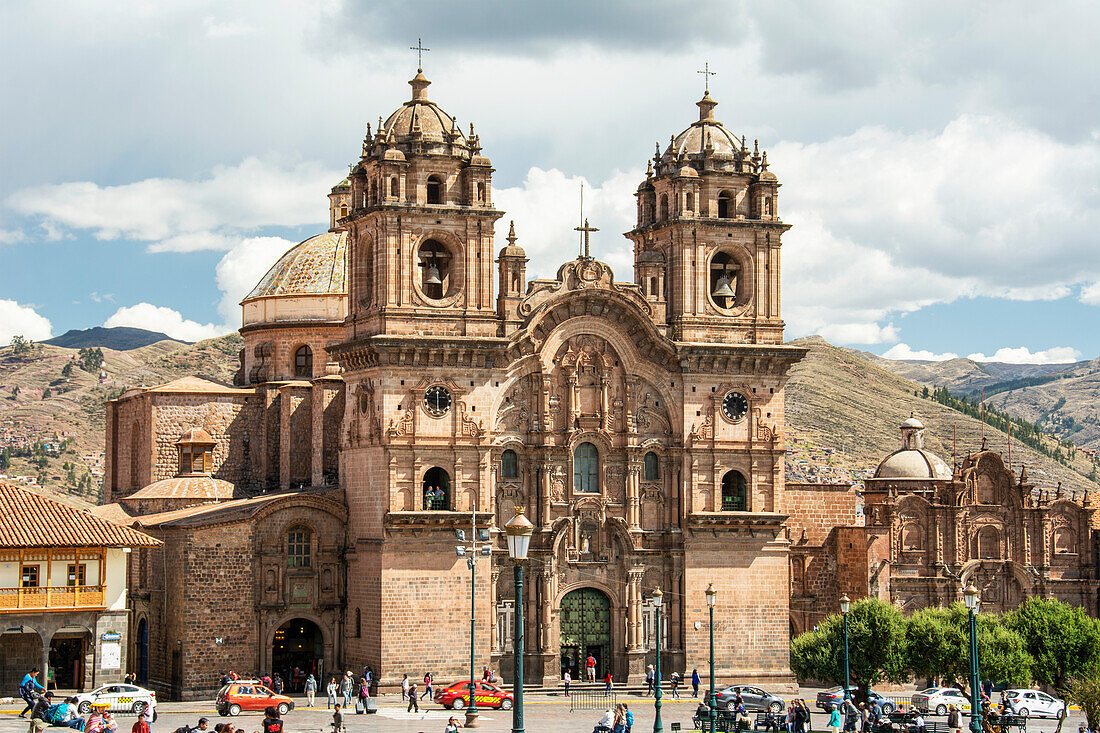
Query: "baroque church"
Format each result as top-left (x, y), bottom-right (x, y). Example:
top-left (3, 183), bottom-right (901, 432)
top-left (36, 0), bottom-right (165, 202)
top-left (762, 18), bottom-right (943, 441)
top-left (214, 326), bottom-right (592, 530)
top-left (94, 65), bottom-right (1100, 700)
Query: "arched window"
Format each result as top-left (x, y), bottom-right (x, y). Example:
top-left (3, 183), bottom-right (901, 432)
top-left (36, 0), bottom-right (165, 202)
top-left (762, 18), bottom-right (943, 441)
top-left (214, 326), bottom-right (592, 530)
top-left (721, 470), bottom-right (747, 511)
top-left (418, 239), bottom-right (451, 300)
top-left (355, 608), bottom-right (362, 638)
top-left (287, 525), bottom-right (312, 568)
top-left (644, 197), bottom-right (655, 224)
top-left (293, 345), bottom-right (313, 378)
top-left (710, 251), bottom-right (739, 308)
top-left (1054, 527), bottom-right (1077, 555)
top-left (718, 191), bottom-right (732, 218)
top-left (791, 557), bottom-right (805, 596)
top-left (901, 523), bottom-right (924, 551)
top-left (649, 277), bottom-right (658, 297)
top-left (501, 449), bottom-right (519, 480)
top-left (476, 182), bottom-right (486, 203)
top-left (423, 467), bottom-right (451, 510)
top-left (643, 452), bottom-right (659, 481)
top-left (976, 525), bottom-right (1000, 559)
top-left (659, 194), bottom-right (669, 220)
top-left (686, 191), bottom-right (695, 213)
top-left (764, 196), bottom-right (773, 216)
top-left (573, 442), bottom-right (599, 493)
top-left (426, 175), bottom-right (443, 204)
top-left (390, 176), bottom-right (399, 198)
top-left (339, 203), bottom-right (348, 219)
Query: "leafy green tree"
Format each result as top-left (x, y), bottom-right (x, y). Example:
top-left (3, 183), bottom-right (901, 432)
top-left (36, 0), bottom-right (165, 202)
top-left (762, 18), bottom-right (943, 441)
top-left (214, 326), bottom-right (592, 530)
top-left (9, 335), bottom-right (31, 355)
top-left (61, 361), bottom-right (73, 378)
top-left (0, 447), bottom-right (10, 471)
top-left (791, 598), bottom-right (908, 699)
top-left (1004, 597), bottom-right (1100, 691)
top-left (905, 606), bottom-right (965, 686)
top-left (937, 604), bottom-right (1032, 692)
top-left (1066, 677), bottom-right (1100, 731)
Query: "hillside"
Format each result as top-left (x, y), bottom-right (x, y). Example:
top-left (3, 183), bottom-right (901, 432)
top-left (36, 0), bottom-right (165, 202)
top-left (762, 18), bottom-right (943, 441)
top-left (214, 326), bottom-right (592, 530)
top-left (0, 333), bottom-right (241, 505)
top-left (858, 351), bottom-right (1074, 394)
top-left (44, 326), bottom-right (184, 350)
top-left (786, 337), bottom-right (1099, 493)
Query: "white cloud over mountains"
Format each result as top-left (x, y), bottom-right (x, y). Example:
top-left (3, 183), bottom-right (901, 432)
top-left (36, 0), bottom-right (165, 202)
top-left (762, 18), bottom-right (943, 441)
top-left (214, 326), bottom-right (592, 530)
top-left (0, 300), bottom-right (52, 344)
top-left (966, 346), bottom-right (1082, 365)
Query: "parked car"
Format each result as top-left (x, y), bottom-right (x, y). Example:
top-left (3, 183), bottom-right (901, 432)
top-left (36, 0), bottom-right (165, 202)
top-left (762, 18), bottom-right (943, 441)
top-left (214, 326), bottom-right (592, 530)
top-left (216, 682), bottom-right (295, 716)
top-left (911, 687), bottom-right (971, 716)
top-left (435, 680), bottom-right (514, 710)
top-left (712, 685), bottom-right (786, 713)
top-left (815, 687), bottom-right (896, 713)
top-left (74, 684), bottom-right (157, 717)
top-left (1002, 689), bottom-right (1066, 719)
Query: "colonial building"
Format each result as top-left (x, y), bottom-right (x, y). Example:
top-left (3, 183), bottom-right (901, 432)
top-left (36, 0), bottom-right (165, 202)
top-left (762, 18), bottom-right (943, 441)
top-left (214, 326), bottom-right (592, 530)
top-left (0, 483), bottom-right (159, 692)
top-left (102, 67), bottom-right (806, 698)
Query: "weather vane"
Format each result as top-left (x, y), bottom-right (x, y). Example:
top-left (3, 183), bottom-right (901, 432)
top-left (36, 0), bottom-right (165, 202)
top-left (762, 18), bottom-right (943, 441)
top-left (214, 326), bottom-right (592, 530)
top-left (410, 38), bottom-right (430, 71)
top-left (697, 60), bottom-right (717, 93)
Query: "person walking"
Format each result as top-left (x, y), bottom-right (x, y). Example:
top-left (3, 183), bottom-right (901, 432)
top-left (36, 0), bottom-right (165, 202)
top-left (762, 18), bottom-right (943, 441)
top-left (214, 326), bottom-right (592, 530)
top-left (843, 699), bottom-right (858, 733)
top-left (563, 669), bottom-right (571, 697)
top-left (612, 704), bottom-right (627, 733)
top-left (691, 669), bottom-right (700, 698)
top-left (272, 675), bottom-right (283, 695)
top-left (644, 665), bottom-right (654, 696)
top-left (623, 703), bottom-right (633, 733)
top-left (331, 704), bottom-right (343, 733)
top-left (445, 717), bottom-right (462, 733)
top-left (19, 668), bottom-right (44, 718)
top-left (326, 677), bottom-right (338, 709)
top-left (340, 672), bottom-right (353, 708)
top-left (304, 674), bottom-right (317, 708)
top-left (604, 671), bottom-right (613, 695)
top-left (401, 674), bottom-right (410, 701)
top-left (828, 704), bottom-right (841, 733)
top-left (586, 655), bottom-right (597, 682)
top-left (407, 683), bottom-right (419, 713)
top-left (948, 706), bottom-right (962, 733)
top-left (358, 677), bottom-right (370, 712)
top-left (421, 672), bottom-right (433, 700)
top-left (261, 675), bottom-right (272, 691)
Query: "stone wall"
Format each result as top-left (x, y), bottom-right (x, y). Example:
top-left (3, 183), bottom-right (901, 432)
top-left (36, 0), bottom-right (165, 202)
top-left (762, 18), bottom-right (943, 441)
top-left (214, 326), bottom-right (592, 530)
top-left (150, 393), bottom-right (263, 489)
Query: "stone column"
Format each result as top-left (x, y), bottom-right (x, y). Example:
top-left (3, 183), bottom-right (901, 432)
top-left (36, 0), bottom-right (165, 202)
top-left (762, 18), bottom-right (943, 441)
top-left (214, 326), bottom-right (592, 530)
top-left (540, 462), bottom-right (552, 529)
top-left (567, 372), bottom-right (579, 430)
top-left (625, 568), bottom-right (647, 682)
top-left (310, 383), bottom-right (324, 488)
top-left (627, 459), bottom-right (641, 530)
top-left (490, 569), bottom-right (501, 654)
top-left (279, 385), bottom-right (291, 491)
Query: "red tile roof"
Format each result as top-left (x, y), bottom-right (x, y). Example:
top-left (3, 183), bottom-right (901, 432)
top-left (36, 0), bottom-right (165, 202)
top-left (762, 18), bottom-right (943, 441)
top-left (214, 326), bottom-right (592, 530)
top-left (0, 483), bottom-right (160, 548)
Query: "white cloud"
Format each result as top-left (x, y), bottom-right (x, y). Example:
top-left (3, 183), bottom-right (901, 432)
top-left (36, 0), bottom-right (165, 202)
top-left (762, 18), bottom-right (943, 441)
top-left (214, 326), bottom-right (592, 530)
top-left (0, 300), bottom-right (52, 343)
top-left (0, 228), bottom-right (23, 244)
top-left (882, 343), bottom-right (960, 361)
top-left (817, 322), bottom-right (900, 345)
top-left (104, 303), bottom-right (226, 342)
top-left (203, 16), bottom-right (256, 38)
top-left (966, 346), bottom-right (1082, 364)
top-left (7, 157), bottom-right (340, 252)
top-left (213, 236), bottom-right (298, 324)
top-left (1080, 282), bottom-right (1100, 306)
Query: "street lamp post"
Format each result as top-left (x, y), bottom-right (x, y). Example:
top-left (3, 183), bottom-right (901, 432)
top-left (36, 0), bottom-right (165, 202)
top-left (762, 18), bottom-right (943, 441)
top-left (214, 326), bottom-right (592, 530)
top-left (964, 583), bottom-right (982, 733)
top-left (706, 584), bottom-right (717, 733)
top-left (504, 507), bottom-right (534, 733)
top-left (455, 509), bottom-right (492, 728)
top-left (839, 594), bottom-right (851, 701)
top-left (653, 587), bottom-right (663, 733)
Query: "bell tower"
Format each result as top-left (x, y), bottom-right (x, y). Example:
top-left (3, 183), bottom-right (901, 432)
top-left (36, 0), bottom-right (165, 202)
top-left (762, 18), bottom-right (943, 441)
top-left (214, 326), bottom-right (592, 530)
top-left (343, 67), bottom-right (502, 339)
top-left (625, 88), bottom-right (787, 345)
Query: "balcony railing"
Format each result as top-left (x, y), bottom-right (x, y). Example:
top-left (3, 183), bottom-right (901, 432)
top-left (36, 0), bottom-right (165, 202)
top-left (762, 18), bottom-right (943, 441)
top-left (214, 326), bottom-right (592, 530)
top-left (0, 585), bottom-right (106, 611)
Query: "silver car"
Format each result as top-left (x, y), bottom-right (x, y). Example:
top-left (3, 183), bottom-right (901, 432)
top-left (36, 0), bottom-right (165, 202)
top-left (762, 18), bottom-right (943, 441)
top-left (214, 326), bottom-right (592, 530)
top-left (1003, 689), bottom-right (1066, 719)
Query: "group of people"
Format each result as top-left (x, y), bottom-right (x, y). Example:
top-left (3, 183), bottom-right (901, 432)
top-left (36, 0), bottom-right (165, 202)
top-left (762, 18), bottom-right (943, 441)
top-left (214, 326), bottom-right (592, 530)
top-left (593, 703), bottom-right (634, 733)
top-left (398, 671), bottom-right (435, 713)
top-left (324, 668), bottom-right (376, 711)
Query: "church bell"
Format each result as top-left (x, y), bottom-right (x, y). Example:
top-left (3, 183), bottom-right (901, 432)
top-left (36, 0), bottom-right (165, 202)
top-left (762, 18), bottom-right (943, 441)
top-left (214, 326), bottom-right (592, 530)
top-left (712, 273), bottom-right (735, 298)
top-left (424, 262), bottom-right (443, 285)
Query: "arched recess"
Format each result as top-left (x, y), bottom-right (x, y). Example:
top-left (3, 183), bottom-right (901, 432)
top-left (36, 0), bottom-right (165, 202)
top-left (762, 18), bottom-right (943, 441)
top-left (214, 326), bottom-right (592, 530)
top-left (271, 617), bottom-right (326, 685)
top-left (573, 442), bottom-right (599, 494)
top-left (900, 523), bottom-right (925, 551)
top-left (1054, 526), bottom-right (1077, 556)
top-left (720, 469), bottom-right (747, 511)
top-left (293, 344), bottom-right (313, 379)
top-left (136, 617), bottom-right (149, 684)
top-left (422, 467), bottom-right (451, 510)
top-left (426, 174), bottom-right (443, 204)
top-left (975, 525), bottom-right (1001, 559)
top-left (559, 588), bottom-right (612, 681)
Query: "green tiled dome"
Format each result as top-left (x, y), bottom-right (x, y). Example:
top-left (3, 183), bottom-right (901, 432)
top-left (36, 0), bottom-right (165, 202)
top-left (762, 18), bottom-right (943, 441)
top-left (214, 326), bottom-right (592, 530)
top-left (245, 231), bottom-right (347, 300)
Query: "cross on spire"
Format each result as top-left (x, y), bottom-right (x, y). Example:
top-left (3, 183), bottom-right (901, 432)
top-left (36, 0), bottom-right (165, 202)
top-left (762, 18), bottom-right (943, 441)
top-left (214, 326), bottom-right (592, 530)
top-left (575, 219), bottom-right (599, 259)
top-left (697, 60), bottom-right (717, 93)
top-left (410, 38), bottom-right (430, 71)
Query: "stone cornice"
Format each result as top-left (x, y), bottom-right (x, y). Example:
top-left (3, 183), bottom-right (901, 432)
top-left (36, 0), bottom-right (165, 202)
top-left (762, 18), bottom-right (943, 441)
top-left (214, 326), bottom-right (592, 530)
top-left (331, 334), bottom-right (510, 370)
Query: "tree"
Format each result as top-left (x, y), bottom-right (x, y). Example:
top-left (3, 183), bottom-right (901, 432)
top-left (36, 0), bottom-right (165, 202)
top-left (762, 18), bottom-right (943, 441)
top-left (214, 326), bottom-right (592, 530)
top-left (937, 604), bottom-right (1032, 692)
top-left (0, 447), bottom-right (10, 471)
top-left (905, 606), bottom-right (965, 686)
top-left (1003, 596), bottom-right (1100, 692)
top-left (61, 361), bottom-right (73, 378)
top-left (1066, 677), bottom-right (1100, 732)
top-left (9, 335), bottom-right (32, 355)
top-left (791, 598), bottom-right (908, 699)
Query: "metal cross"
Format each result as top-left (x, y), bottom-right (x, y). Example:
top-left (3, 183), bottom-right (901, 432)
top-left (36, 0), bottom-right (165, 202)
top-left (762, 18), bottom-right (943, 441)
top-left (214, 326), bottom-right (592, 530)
top-left (697, 61), bottom-right (717, 93)
top-left (575, 218), bottom-right (599, 259)
top-left (410, 38), bottom-right (430, 70)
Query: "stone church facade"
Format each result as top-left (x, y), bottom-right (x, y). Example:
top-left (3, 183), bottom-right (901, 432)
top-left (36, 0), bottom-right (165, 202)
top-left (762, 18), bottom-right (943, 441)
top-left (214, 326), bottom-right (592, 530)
top-left (98, 65), bottom-right (808, 698)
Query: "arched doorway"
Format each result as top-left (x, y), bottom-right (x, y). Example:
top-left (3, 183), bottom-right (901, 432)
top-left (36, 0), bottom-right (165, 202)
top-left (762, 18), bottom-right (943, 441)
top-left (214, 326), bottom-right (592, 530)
top-left (50, 630), bottom-right (89, 691)
top-left (272, 618), bottom-right (324, 691)
top-left (560, 588), bottom-right (611, 681)
top-left (422, 467), bottom-right (451, 510)
top-left (136, 619), bottom-right (148, 684)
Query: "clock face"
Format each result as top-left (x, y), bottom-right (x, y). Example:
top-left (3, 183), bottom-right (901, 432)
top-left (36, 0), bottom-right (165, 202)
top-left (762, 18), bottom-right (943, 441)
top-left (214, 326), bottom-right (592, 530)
top-left (424, 386), bottom-right (452, 417)
top-left (721, 391), bottom-right (748, 422)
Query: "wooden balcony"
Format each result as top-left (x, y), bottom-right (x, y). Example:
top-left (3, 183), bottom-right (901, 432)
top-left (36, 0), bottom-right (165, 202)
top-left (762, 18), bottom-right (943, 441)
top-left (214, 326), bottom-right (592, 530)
top-left (0, 585), bottom-right (106, 612)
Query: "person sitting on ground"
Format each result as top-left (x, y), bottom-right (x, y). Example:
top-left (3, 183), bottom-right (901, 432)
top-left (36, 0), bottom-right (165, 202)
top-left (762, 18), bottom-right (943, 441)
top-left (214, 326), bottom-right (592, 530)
top-left (262, 707), bottom-right (283, 733)
top-left (445, 717), bottom-right (463, 733)
top-left (28, 690), bottom-right (54, 733)
top-left (84, 703), bottom-right (117, 733)
top-left (594, 708), bottom-right (615, 733)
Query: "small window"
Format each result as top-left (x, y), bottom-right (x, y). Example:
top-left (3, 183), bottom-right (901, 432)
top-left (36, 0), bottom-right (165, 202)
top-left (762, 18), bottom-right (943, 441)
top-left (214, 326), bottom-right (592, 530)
top-left (67, 564), bottom-right (86, 587)
top-left (339, 203), bottom-right (348, 218)
top-left (573, 442), bottom-right (599, 493)
top-left (686, 191), bottom-right (695, 213)
top-left (501, 449), bottom-right (519, 480)
top-left (390, 177), bottom-right (399, 197)
top-left (643, 452), bottom-right (659, 481)
top-left (426, 175), bottom-right (443, 204)
top-left (718, 191), bottom-right (732, 218)
top-left (294, 345), bottom-right (313, 378)
top-left (21, 566), bottom-right (39, 588)
top-left (659, 194), bottom-right (669, 220)
top-left (287, 525), bottom-right (312, 568)
top-left (720, 470), bottom-right (747, 511)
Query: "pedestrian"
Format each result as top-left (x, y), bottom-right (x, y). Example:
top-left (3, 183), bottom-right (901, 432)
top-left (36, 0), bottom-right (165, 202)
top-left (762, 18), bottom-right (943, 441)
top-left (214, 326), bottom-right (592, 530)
top-left (858, 702), bottom-right (869, 733)
top-left (587, 655), bottom-right (597, 682)
top-left (341, 672), bottom-right (353, 707)
top-left (19, 668), bottom-right (44, 718)
top-left (948, 706), bottom-right (961, 733)
top-left (624, 703), bottom-right (633, 733)
top-left (261, 707), bottom-right (283, 733)
top-left (401, 674), bottom-right (410, 701)
top-left (828, 704), bottom-right (841, 733)
top-left (326, 677), bottom-right (338, 709)
top-left (304, 673), bottom-right (317, 708)
top-left (691, 669), bottom-right (700, 697)
top-left (331, 704), bottom-right (343, 733)
top-left (670, 671), bottom-right (681, 699)
top-left (261, 675), bottom-right (272, 691)
top-left (445, 716), bottom-right (462, 733)
top-left (605, 671), bottom-right (613, 694)
top-left (594, 708), bottom-right (614, 733)
top-left (84, 703), bottom-right (116, 733)
top-left (407, 683), bottom-right (419, 713)
top-left (422, 671), bottom-right (434, 700)
top-left (364, 665), bottom-right (375, 696)
top-left (612, 704), bottom-right (627, 733)
top-left (358, 677), bottom-right (370, 710)
top-left (563, 669), bottom-right (571, 697)
top-left (272, 675), bottom-right (283, 695)
top-left (645, 665), bottom-right (654, 696)
top-left (131, 708), bottom-right (153, 733)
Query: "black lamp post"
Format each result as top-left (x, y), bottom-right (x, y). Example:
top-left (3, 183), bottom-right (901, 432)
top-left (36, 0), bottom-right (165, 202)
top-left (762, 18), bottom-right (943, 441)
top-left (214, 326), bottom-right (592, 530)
top-left (706, 583), bottom-right (717, 733)
top-left (504, 507), bottom-right (534, 733)
top-left (653, 587), bottom-right (663, 733)
top-left (840, 594), bottom-right (851, 701)
top-left (964, 583), bottom-right (982, 733)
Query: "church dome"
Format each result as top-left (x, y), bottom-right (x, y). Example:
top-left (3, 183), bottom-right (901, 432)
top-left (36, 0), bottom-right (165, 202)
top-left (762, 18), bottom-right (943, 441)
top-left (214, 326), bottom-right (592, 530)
top-left (244, 231), bottom-right (347, 301)
top-left (667, 91), bottom-right (743, 161)
top-left (874, 416), bottom-right (951, 480)
top-left (126, 476), bottom-right (238, 502)
top-left (378, 70), bottom-right (471, 159)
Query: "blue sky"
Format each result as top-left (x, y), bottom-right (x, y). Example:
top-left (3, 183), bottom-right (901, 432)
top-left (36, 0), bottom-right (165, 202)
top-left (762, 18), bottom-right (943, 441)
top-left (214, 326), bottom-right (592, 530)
top-left (1, 1), bottom-right (1098, 364)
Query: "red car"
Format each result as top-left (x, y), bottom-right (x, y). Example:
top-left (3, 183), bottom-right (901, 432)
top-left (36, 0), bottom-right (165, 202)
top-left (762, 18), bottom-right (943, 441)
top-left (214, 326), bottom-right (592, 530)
top-left (216, 682), bottom-right (295, 716)
top-left (434, 681), bottom-right (514, 710)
